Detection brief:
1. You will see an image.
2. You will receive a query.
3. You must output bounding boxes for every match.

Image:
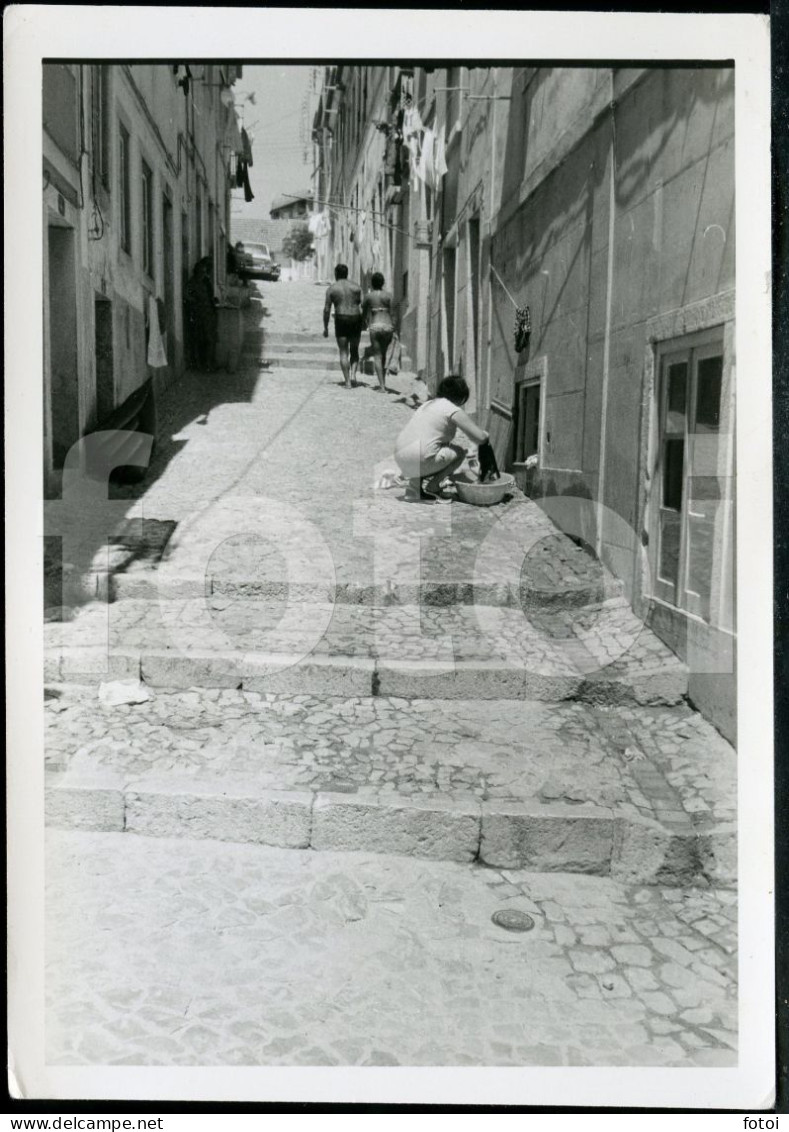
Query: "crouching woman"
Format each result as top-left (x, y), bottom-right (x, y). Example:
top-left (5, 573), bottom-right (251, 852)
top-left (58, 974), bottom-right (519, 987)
top-left (394, 375), bottom-right (490, 502)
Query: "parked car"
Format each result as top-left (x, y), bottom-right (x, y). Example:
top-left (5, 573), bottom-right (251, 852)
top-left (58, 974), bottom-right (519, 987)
top-left (237, 241), bottom-right (279, 280)
top-left (261, 259), bottom-right (281, 282)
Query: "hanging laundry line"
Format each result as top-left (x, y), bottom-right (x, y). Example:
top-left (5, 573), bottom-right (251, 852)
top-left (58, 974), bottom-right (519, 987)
top-left (405, 84), bottom-right (512, 112)
top-left (278, 192), bottom-right (420, 244)
top-left (490, 263), bottom-right (519, 309)
top-left (490, 263), bottom-right (531, 352)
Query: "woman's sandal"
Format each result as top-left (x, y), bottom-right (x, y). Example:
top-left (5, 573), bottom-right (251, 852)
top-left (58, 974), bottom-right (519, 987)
top-left (404, 486), bottom-right (440, 503)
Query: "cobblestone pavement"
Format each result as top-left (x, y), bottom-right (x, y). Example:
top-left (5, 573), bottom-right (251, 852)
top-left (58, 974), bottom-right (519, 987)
top-left (45, 686), bottom-right (736, 828)
top-left (45, 594), bottom-right (684, 687)
top-left (48, 283), bottom-right (632, 614)
top-left (45, 830), bottom-right (736, 1068)
top-left (43, 283), bottom-right (739, 1068)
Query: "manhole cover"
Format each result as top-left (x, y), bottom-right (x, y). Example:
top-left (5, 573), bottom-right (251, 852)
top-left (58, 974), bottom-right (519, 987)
top-left (491, 909), bottom-right (535, 933)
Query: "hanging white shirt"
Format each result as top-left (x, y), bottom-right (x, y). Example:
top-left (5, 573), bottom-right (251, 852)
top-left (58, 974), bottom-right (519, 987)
top-left (416, 127), bottom-right (435, 186)
top-left (434, 128), bottom-right (448, 184)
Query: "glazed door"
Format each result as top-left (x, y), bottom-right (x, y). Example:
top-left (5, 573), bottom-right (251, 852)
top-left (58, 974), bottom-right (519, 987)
top-left (652, 328), bottom-right (733, 625)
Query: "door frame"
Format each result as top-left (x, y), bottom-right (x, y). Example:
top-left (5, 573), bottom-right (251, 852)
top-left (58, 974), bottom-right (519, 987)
top-left (642, 302), bottom-right (735, 630)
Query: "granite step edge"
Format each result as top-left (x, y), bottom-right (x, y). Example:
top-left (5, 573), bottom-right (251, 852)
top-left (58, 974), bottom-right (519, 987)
top-left (44, 771), bottom-right (734, 886)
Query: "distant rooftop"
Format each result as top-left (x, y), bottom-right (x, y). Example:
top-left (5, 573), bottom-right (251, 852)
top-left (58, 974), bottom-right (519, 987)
top-left (269, 189), bottom-right (314, 218)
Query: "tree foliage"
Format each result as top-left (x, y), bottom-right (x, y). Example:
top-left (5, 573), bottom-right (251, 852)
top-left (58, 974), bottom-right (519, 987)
top-left (281, 223), bottom-right (314, 262)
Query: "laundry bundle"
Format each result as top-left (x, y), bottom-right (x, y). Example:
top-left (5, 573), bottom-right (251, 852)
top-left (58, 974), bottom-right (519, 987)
top-left (514, 305), bottom-right (532, 353)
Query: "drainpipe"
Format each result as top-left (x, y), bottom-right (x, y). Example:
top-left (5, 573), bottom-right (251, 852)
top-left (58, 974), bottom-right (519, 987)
top-left (596, 80), bottom-right (616, 561)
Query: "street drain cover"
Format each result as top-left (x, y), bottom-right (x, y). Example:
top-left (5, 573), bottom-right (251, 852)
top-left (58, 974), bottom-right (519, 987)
top-left (491, 909), bottom-right (535, 933)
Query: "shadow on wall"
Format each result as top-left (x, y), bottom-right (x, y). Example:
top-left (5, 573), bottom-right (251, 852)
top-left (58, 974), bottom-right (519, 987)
top-left (532, 476), bottom-right (597, 557)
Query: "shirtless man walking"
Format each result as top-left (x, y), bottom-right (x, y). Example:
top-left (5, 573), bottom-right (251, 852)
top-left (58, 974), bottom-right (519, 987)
top-left (323, 263), bottom-right (363, 389)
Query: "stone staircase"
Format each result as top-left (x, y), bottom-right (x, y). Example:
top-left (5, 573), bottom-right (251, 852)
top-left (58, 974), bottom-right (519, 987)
top-left (253, 327), bottom-right (413, 374)
top-left (44, 283), bottom-right (735, 888)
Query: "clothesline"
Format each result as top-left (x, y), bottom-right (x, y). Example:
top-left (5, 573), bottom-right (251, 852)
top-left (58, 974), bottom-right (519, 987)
top-left (489, 263), bottom-right (520, 310)
top-left (404, 82), bottom-right (510, 113)
top-left (279, 192), bottom-right (419, 243)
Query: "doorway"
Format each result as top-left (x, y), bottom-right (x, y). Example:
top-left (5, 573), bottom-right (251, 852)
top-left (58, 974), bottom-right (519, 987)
top-left (442, 245), bottom-right (457, 374)
top-left (47, 224), bottom-right (80, 468)
top-left (94, 295), bottom-right (114, 424)
top-left (468, 216), bottom-right (481, 385)
top-left (515, 379), bottom-right (541, 463)
top-left (162, 193), bottom-right (175, 366)
top-left (651, 327), bottom-right (733, 626)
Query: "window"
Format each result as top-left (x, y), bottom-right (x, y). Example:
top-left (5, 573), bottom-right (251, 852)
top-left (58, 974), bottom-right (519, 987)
top-left (118, 124), bottom-right (131, 253)
top-left (515, 381), bottom-right (541, 462)
top-left (141, 161), bottom-right (154, 276)
top-left (653, 330), bottom-right (731, 623)
top-left (91, 66), bottom-right (110, 188)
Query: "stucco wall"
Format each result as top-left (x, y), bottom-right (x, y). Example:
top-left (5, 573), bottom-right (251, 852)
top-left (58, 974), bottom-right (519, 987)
top-left (44, 63), bottom-right (239, 487)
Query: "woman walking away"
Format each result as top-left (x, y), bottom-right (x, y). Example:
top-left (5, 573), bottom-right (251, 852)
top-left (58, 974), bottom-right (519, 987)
top-left (394, 375), bottom-right (490, 502)
top-left (362, 272), bottom-right (396, 392)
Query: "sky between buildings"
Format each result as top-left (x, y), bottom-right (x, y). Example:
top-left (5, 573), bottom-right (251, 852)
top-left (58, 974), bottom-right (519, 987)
top-left (229, 65), bottom-right (318, 221)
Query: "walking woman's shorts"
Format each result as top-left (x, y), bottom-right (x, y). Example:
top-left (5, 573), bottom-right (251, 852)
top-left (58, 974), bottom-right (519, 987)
top-left (369, 326), bottom-right (394, 354)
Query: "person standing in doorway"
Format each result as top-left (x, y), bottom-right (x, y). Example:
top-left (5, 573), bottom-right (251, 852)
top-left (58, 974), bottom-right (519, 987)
top-left (187, 257), bottom-right (218, 372)
top-left (323, 263), bottom-right (363, 389)
top-left (362, 271), bottom-right (396, 393)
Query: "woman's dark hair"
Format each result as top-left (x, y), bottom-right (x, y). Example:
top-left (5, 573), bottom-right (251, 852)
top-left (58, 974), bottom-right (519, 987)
top-left (371, 271), bottom-right (385, 290)
top-left (436, 374), bottom-right (470, 407)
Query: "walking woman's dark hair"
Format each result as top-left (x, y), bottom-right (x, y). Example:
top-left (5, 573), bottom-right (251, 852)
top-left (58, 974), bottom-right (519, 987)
top-left (370, 271), bottom-right (385, 290)
top-left (436, 374), bottom-right (470, 407)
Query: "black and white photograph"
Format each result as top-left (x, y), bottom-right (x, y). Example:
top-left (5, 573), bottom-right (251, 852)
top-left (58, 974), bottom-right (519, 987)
top-left (6, 6), bottom-right (774, 1110)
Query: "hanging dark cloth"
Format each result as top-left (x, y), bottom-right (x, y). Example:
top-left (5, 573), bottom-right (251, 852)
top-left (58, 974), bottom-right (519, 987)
top-left (173, 64), bottom-right (192, 96)
top-left (241, 128), bottom-right (254, 166)
top-left (478, 439), bottom-right (501, 483)
top-left (241, 161), bottom-right (254, 203)
top-left (235, 157), bottom-right (244, 188)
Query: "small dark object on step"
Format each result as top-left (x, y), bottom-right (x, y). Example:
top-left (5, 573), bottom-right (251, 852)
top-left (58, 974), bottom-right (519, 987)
top-left (492, 909), bottom-right (535, 933)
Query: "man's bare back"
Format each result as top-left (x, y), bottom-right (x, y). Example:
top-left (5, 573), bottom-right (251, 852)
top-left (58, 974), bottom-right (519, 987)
top-left (324, 278), bottom-right (362, 320)
top-left (324, 270), bottom-right (364, 388)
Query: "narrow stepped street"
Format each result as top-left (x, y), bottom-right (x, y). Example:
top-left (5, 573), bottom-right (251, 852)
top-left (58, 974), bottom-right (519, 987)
top-left (44, 280), bottom-right (737, 1068)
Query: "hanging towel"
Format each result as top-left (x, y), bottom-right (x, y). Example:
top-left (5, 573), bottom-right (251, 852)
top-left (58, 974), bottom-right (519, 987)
top-left (402, 104), bottom-right (423, 190)
top-left (416, 127), bottom-right (435, 187)
top-left (147, 294), bottom-right (168, 368)
top-left (433, 128), bottom-right (448, 185)
top-left (402, 105), bottom-right (423, 147)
